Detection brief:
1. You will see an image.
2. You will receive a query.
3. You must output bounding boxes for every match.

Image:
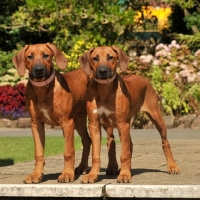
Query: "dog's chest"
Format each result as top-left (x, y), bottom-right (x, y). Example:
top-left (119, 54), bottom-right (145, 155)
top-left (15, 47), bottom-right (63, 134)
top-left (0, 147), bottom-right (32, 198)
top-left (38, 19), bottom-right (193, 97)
top-left (40, 108), bottom-right (51, 122)
top-left (38, 107), bottom-right (55, 125)
top-left (93, 106), bottom-right (115, 126)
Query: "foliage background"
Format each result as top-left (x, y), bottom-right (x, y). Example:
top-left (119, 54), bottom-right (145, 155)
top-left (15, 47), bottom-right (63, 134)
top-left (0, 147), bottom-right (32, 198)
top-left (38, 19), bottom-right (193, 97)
top-left (0, 0), bottom-right (200, 123)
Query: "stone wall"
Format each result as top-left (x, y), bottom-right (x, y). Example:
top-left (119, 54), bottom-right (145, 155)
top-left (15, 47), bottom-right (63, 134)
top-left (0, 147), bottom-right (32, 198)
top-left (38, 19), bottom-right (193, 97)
top-left (1, 114), bottom-right (200, 129)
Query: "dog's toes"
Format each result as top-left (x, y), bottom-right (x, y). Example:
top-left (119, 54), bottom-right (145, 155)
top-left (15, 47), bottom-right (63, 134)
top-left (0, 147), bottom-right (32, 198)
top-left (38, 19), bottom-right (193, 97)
top-left (117, 173), bottom-right (132, 183)
top-left (81, 174), bottom-right (98, 183)
top-left (168, 164), bottom-right (180, 175)
top-left (23, 174), bottom-right (43, 184)
top-left (57, 173), bottom-right (74, 183)
top-left (168, 168), bottom-right (180, 174)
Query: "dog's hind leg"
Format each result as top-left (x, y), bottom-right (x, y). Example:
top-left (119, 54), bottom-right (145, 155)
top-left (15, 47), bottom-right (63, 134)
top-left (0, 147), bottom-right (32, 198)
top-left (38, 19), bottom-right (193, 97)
top-left (74, 108), bottom-right (91, 175)
top-left (142, 99), bottom-right (180, 174)
top-left (103, 126), bottom-right (119, 175)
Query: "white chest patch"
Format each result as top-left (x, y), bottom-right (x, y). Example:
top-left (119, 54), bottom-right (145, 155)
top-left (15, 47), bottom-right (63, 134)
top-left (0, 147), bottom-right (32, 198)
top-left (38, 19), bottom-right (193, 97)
top-left (95, 106), bottom-right (114, 116)
top-left (40, 108), bottom-right (51, 121)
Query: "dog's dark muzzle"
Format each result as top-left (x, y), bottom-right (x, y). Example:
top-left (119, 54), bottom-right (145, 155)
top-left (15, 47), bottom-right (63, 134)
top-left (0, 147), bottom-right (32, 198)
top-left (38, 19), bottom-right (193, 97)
top-left (30, 64), bottom-right (47, 79)
top-left (96, 66), bottom-right (112, 80)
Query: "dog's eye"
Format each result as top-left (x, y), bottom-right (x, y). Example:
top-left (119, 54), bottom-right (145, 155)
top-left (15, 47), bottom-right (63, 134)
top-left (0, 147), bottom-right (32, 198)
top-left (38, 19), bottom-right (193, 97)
top-left (92, 57), bottom-right (98, 62)
top-left (27, 55), bottom-right (33, 60)
top-left (108, 56), bottom-right (114, 61)
top-left (43, 54), bottom-right (49, 59)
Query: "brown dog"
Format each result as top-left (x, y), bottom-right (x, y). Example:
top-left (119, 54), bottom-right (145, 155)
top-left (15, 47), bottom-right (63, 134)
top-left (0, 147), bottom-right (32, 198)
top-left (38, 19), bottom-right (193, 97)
top-left (12, 43), bottom-right (91, 183)
top-left (79, 46), bottom-right (180, 183)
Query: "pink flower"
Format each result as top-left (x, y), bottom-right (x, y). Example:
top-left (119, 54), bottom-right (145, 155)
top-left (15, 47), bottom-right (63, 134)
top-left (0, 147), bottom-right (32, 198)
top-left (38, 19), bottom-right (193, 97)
top-left (171, 40), bottom-right (177, 45)
top-left (169, 61), bottom-right (178, 67)
top-left (166, 70), bottom-right (170, 75)
top-left (175, 73), bottom-right (180, 81)
top-left (180, 64), bottom-right (187, 70)
top-left (193, 61), bottom-right (197, 67)
top-left (156, 43), bottom-right (165, 50)
top-left (196, 71), bottom-right (200, 82)
top-left (187, 74), bottom-right (196, 83)
top-left (194, 49), bottom-right (200, 57)
top-left (179, 70), bottom-right (189, 77)
top-left (168, 40), bottom-right (180, 49)
top-left (140, 55), bottom-right (153, 63)
top-left (152, 59), bottom-right (160, 65)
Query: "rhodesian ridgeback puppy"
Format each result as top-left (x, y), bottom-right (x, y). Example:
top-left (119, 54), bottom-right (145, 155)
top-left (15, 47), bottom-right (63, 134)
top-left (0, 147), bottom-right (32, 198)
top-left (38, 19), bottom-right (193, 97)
top-left (12, 43), bottom-right (91, 183)
top-left (79, 46), bottom-right (180, 183)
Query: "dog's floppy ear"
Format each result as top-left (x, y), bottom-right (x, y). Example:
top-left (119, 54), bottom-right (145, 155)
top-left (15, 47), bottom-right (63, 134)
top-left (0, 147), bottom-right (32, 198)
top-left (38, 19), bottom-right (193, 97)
top-left (111, 46), bottom-right (130, 72)
top-left (78, 48), bottom-right (94, 76)
top-left (46, 43), bottom-right (68, 70)
top-left (12, 45), bottom-right (29, 77)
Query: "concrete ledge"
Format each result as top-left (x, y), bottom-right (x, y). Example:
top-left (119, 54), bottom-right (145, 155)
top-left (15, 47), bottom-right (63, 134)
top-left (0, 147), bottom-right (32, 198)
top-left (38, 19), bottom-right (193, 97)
top-left (0, 184), bottom-right (200, 198)
top-left (106, 185), bottom-right (200, 198)
top-left (0, 184), bottom-right (104, 197)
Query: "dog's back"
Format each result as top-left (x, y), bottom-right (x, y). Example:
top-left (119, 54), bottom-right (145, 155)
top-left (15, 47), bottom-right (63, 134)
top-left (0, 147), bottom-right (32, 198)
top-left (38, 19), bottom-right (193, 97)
top-left (123, 74), bottom-right (160, 117)
top-left (63, 68), bottom-right (88, 103)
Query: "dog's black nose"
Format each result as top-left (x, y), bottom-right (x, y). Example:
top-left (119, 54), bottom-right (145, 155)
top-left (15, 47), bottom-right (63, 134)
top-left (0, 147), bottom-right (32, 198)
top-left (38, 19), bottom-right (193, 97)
top-left (99, 67), bottom-right (108, 76)
top-left (33, 64), bottom-right (46, 77)
top-left (96, 66), bottom-right (111, 80)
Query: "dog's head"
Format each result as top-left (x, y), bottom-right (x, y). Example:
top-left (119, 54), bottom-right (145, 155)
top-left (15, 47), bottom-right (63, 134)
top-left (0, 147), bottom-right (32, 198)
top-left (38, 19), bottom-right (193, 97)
top-left (12, 43), bottom-right (68, 81)
top-left (79, 46), bottom-right (129, 83)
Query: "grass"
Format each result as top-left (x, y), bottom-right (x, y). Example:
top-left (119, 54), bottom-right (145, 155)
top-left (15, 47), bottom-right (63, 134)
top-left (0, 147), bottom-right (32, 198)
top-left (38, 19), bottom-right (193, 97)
top-left (0, 136), bottom-right (108, 166)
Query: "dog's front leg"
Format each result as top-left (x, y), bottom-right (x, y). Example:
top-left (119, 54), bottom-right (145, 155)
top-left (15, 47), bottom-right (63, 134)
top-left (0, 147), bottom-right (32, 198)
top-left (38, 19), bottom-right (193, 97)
top-left (117, 122), bottom-right (132, 183)
top-left (24, 121), bottom-right (45, 184)
top-left (58, 118), bottom-right (75, 183)
top-left (81, 105), bottom-right (101, 183)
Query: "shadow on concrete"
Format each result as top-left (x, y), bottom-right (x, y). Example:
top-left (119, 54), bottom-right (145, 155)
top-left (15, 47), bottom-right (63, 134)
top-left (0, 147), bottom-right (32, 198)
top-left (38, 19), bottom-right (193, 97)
top-left (98, 168), bottom-right (167, 182)
top-left (41, 168), bottom-right (167, 183)
top-left (42, 173), bottom-right (61, 182)
top-left (100, 167), bottom-right (167, 175)
top-left (131, 168), bottom-right (167, 176)
top-left (0, 159), bottom-right (14, 167)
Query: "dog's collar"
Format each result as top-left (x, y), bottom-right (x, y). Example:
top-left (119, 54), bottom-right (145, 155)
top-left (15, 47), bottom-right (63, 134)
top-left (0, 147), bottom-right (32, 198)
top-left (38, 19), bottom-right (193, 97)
top-left (29, 69), bottom-right (55, 87)
top-left (93, 72), bottom-right (117, 84)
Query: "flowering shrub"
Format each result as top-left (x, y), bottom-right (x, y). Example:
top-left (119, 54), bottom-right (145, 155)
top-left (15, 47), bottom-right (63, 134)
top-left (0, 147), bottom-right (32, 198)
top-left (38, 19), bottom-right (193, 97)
top-left (0, 44), bottom-right (29, 86)
top-left (0, 50), bottom-right (15, 77)
top-left (61, 34), bottom-right (100, 71)
top-left (154, 40), bottom-right (200, 83)
top-left (0, 84), bottom-right (29, 119)
top-left (127, 40), bottom-right (200, 116)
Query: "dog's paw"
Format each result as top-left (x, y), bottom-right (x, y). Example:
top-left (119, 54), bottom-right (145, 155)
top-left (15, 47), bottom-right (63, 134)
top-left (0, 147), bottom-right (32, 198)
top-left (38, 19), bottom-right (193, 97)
top-left (167, 163), bottom-right (180, 174)
top-left (57, 173), bottom-right (74, 183)
top-left (23, 173), bottom-right (43, 184)
top-left (81, 174), bottom-right (98, 183)
top-left (117, 171), bottom-right (132, 183)
top-left (75, 164), bottom-right (88, 175)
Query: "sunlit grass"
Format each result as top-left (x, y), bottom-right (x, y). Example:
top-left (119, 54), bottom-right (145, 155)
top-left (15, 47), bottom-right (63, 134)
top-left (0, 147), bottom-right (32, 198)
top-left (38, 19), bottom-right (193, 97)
top-left (0, 136), bottom-right (108, 165)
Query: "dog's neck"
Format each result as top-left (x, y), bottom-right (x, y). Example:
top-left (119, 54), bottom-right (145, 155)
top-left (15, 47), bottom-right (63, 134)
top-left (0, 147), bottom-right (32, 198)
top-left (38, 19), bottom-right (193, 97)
top-left (95, 75), bottom-right (118, 103)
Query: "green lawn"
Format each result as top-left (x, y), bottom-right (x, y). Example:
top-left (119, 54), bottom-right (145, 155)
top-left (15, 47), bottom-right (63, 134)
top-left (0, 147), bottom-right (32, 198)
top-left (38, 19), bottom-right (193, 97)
top-left (0, 136), bottom-right (108, 166)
